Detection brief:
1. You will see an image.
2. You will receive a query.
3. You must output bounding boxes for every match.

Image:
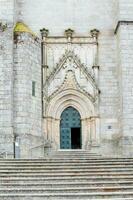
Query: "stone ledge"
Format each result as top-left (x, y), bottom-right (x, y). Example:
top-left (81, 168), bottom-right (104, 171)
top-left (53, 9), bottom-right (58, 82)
top-left (114, 20), bottom-right (133, 34)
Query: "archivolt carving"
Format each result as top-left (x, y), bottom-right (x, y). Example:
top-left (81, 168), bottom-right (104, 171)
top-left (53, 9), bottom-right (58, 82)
top-left (47, 90), bottom-right (95, 119)
top-left (48, 70), bottom-right (95, 103)
top-left (46, 70), bottom-right (97, 120)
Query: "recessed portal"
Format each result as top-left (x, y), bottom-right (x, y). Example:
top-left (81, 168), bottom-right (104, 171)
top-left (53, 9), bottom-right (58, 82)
top-left (60, 106), bottom-right (81, 149)
top-left (71, 128), bottom-right (81, 149)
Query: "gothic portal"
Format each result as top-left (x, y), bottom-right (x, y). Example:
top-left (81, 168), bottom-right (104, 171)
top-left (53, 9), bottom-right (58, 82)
top-left (42, 29), bottom-right (100, 151)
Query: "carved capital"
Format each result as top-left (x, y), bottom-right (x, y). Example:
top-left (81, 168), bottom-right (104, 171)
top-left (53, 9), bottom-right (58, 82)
top-left (92, 65), bottom-right (100, 70)
top-left (40, 28), bottom-right (49, 38)
top-left (65, 28), bottom-right (74, 38)
top-left (0, 22), bottom-right (7, 32)
top-left (90, 29), bottom-right (100, 39)
top-left (43, 65), bottom-right (49, 69)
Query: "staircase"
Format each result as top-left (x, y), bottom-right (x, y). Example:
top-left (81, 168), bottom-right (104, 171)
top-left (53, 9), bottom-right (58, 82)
top-left (0, 150), bottom-right (133, 200)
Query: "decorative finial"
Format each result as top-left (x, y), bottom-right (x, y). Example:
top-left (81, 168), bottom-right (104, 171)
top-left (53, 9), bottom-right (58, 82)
top-left (90, 29), bottom-right (100, 39)
top-left (65, 28), bottom-right (74, 39)
top-left (0, 22), bottom-right (7, 32)
top-left (40, 28), bottom-right (49, 38)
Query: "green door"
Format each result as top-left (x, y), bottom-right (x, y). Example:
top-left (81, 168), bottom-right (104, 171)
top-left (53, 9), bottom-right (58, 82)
top-left (60, 106), bottom-right (81, 149)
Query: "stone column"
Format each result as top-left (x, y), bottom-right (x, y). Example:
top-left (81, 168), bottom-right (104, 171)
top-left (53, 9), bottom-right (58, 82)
top-left (90, 29), bottom-right (100, 83)
top-left (40, 28), bottom-right (49, 118)
top-left (82, 118), bottom-right (91, 150)
top-left (90, 29), bottom-right (100, 118)
top-left (89, 116), bottom-right (100, 146)
top-left (40, 28), bottom-right (49, 83)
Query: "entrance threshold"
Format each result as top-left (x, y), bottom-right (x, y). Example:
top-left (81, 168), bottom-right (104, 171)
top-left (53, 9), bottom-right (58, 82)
top-left (58, 149), bottom-right (85, 152)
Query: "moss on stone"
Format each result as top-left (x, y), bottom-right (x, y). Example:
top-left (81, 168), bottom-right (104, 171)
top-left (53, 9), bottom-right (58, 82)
top-left (14, 22), bottom-right (36, 36)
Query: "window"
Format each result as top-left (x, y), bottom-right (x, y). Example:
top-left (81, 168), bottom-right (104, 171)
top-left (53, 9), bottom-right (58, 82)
top-left (32, 81), bottom-right (36, 96)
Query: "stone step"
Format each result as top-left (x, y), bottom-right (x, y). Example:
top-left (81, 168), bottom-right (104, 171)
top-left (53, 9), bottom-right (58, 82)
top-left (0, 165), bottom-right (132, 170)
top-left (53, 152), bottom-right (95, 155)
top-left (0, 168), bottom-right (133, 173)
top-left (0, 172), bottom-right (133, 178)
top-left (52, 155), bottom-right (99, 157)
top-left (0, 176), bottom-right (133, 184)
top-left (0, 158), bottom-right (133, 162)
top-left (0, 197), bottom-right (132, 200)
top-left (0, 155), bottom-right (133, 162)
top-left (0, 186), bottom-right (133, 193)
top-left (0, 164), bottom-right (133, 171)
top-left (0, 162), bottom-right (132, 166)
top-left (0, 161), bottom-right (133, 165)
top-left (0, 191), bottom-right (132, 199)
top-left (0, 170), bottom-right (133, 174)
top-left (0, 175), bottom-right (133, 182)
top-left (1, 181), bottom-right (133, 187)
top-left (0, 156), bottom-right (133, 199)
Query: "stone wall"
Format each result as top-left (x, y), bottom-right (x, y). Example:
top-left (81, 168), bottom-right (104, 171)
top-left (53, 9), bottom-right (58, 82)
top-left (99, 31), bottom-right (119, 156)
top-left (13, 32), bottom-right (43, 158)
top-left (0, 0), bottom-right (15, 158)
top-left (116, 23), bottom-right (133, 156)
top-left (118, 0), bottom-right (133, 21)
top-left (114, 0), bottom-right (133, 156)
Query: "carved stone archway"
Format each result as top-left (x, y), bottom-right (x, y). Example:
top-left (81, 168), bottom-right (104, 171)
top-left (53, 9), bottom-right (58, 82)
top-left (44, 83), bottom-right (100, 150)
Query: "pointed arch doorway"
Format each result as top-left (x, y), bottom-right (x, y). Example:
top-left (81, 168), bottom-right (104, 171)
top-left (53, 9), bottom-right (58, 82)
top-left (60, 106), bottom-right (82, 149)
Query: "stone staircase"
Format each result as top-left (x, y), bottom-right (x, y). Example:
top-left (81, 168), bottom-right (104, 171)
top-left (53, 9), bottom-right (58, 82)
top-left (0, 150), bottom-right (133, 199)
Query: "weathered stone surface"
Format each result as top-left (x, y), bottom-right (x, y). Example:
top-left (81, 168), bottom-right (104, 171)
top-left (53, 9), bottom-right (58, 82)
top-left (0, 0), bottom-right (15, 158)
top-left (0, 0), bottom-right (133, 158)
top-left (0, 153), bottom-right (133, 199)
top-left (13, 32), bottom-right (42, 158)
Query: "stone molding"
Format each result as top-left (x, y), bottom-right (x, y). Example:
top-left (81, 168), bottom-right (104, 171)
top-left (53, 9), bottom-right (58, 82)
top-left (40, 28), bottom-right (100, 44)
top-left (114, 20), bottom-right (133, 34)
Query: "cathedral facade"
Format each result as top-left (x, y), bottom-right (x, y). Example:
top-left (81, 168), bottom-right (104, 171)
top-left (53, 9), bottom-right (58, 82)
top-left (0, 0), bottom-right (133, 158)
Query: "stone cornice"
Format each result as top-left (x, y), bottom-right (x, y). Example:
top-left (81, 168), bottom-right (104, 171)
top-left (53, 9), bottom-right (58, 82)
top-left (114, 20), bottom-right (133, 34)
